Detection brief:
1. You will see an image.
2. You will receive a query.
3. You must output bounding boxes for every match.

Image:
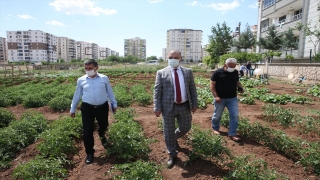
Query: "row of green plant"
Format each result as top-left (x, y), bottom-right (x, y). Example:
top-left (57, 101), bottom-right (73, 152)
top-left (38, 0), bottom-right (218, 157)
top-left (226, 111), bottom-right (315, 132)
top-left (263, 104), bottom-right (320, 135)
top-left (0, 78), bottom-right (74, 110)
top-left (0, 111), bottom-right (47, 169)
top-left (187, 126), bottom-right (287, 179)
top-left (106, 108), bottom-right (162, 179)
top-left (307, 85), bottom-right (320, 97)
top-left (12, 115), bottom-right (83, 180)
top-left (221, 113), bottom-right (320, 175)
top-left (0, 77), bottom-right (32, 87)
top-left (0, 108), bottom-right (15, 128)
top-left (113, 83), bottom-right (152, 107)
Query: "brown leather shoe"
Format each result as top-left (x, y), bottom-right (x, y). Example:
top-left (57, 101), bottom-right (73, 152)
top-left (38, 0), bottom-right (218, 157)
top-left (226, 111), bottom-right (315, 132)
top-left (229, 136), bottom-right (241, 142)
top-left (213, 130), bottom-right (221, 135)
top-left (167, 156), bottom-right (177, 169)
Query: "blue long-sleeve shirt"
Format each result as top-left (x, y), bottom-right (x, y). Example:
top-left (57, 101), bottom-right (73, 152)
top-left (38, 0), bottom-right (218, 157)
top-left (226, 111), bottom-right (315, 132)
top-left (70, 73), bottom-right (117, 113)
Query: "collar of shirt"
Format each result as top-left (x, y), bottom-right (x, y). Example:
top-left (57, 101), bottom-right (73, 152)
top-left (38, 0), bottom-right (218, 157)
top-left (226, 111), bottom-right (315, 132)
top-left (170, 66), bottom-right (181, 72)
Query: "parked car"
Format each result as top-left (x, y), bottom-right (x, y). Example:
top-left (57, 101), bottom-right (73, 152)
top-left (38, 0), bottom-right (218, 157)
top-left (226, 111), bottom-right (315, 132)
top-left (146, 60), bottom-right (159, 65)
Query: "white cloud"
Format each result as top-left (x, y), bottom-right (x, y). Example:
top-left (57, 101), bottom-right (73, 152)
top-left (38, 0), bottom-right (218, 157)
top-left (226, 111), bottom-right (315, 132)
top-left (147, 0), bottom-right (163, 3)
top-left (248, 2), bottom-right (258, 9)
top-left (49, 0), bottom-right (117, 16)
top-left (46, 20), bottom-right (65, 26)
top-left (18, 14), bottom-right (36, 19)
top-left (207, 0), bottom-right (240, 12)
top-left (187, 1), bottom-right (199, 6)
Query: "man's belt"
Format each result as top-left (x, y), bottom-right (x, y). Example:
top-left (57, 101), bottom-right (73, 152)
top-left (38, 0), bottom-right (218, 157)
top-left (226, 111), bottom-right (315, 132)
top-left (82, 101), bottom-right (107, 108)
top-left (174, 101), bottom-right (189, 106)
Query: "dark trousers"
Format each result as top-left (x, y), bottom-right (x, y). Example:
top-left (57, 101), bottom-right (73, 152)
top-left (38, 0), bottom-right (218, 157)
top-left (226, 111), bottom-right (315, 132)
top-left (240, 70), bottom-right (244, 76)
top-left (81, 101), bottom-right (109, 155)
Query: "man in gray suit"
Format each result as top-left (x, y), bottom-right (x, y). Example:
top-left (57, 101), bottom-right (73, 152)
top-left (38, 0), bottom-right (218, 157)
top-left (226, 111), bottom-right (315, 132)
top-left (153, 50), bottom-right (198, 168)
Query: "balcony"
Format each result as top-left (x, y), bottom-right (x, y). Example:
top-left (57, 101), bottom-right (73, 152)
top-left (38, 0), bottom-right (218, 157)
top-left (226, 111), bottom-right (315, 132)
top-left (262, 0), bottom-right (298, 17)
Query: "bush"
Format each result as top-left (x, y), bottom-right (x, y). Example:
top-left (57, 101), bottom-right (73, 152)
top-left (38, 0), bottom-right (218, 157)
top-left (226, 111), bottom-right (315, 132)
top-left (0, 108), bottom-right (15, 128)
top-left (48, 96), bottom-right (72, 111)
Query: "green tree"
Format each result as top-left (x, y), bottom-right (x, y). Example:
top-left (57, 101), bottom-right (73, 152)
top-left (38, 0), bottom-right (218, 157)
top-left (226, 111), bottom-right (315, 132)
top-left (233, 24), bottom-right (256, 52)
top-left (207, 22), bottom-right (233, 57)
top-left (281, 28), bottom-right (298, 55)
top-left (202, 55), bottom-right (215, 69)
top-left (146, 56), bottom-right (158, 60)
top-left (107, 55), bottom-right (121, 63)
top-left (258, 25), bottom-right (282, 62)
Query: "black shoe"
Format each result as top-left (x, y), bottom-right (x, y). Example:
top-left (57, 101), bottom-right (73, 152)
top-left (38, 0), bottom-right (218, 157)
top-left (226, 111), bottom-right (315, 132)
top-left (101, 137), bottom-right (108, 149)
top-left (175, 140), bottom-right (181, 150)
top-left (85, 154), bottom-right (94, 164)
top-left (167, 156), bottom-right (177, 169)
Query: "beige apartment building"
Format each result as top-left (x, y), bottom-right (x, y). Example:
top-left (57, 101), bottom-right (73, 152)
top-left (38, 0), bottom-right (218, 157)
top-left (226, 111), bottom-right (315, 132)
top-left (0, 37), bottom-right (7, 62)
top-left (124, 37), bottom-right (146, 59)
top-left (98, 46), bottom-right (110, 60)
top-left (202, 44), bottom-right (210, 59)
top-left (257, 0), bottom-right (320, 58)
top-left (57, 37), bottom-right (77, 62)
top-left (166, 29), bottom-right (203, 62)
top-left (6, 30), bottom-right (57, 62)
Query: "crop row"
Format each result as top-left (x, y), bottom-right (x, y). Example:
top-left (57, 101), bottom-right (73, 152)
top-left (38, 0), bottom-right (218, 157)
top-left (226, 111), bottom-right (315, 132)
top-left (221, 113), bottom-right (320, 175)
top-left (12, 115), bottom-right (83, 179)
top-left (0, 111), bottom-right (47, 169)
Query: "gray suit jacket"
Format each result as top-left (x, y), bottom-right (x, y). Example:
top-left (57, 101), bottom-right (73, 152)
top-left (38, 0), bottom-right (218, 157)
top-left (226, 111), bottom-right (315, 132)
top-left (153, 66), bottom-right (198, 114)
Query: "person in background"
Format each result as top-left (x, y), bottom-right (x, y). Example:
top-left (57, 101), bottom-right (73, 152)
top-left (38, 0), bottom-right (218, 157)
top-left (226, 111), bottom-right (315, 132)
top-left (70, 59), bottom-right (117, 164)
top-left (246, 61), bottom-right (252, 77)
top-left (210, 58), bottom-right (244, 142)
top-left (153, 50), bottom-right (198, 169)
top-left (239, 64), bottom-right (247, 77)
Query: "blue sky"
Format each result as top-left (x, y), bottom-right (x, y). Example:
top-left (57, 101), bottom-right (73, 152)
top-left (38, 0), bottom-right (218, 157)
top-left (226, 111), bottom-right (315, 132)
top-left (0, 0), bottom-right (259, 58)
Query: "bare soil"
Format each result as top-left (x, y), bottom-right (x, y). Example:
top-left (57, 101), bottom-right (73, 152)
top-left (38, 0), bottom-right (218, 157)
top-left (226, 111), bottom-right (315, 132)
top-left (1, 79), bottom-right (320, 180)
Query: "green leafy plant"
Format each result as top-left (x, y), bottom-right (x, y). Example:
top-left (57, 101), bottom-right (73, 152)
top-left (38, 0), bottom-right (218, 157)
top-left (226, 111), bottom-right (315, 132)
top-left (13, 157), bottom-right (68, 180)
top-left (0, 108), bottom-right (15, 128)
top-left (107, 160), bottom-right (163, 180)
top-left (225, 155), bottom-right (288, 179)
top-left (48, 96), bottom-right (72, 111)
top-left (239, 96), bottom-right (255, 105)
top-left (187, 125), bottom-right (231, 165)
top-left (107, 108), bottom-right (151, 160)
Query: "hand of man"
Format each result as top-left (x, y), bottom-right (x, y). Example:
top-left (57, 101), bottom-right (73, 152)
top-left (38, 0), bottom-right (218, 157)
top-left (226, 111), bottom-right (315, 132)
top-left (238, 87), bottom-right (244, 94)
top-left (154, 111), bottom-right (162, 117)
top-left (214, 96), bottom-right (221, 103)
top-left (192, 107), bottom-right (197, 113)
top-left (70, 113), bottom-right (75, 118)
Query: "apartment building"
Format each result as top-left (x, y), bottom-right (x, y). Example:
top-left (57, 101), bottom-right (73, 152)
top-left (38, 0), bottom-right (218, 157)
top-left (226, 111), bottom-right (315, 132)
top-left (98, 46), bottom-right (110, 60)
top-left (57, 37), bottom-right (76, 62)
top-left (0, 37), bottom-right (7, 62)
top-left (202, 44), bottom-right (210, 59)
top-left (166, 29), bottom-right (203, 62)
top-left (124, 37), bottom-right (146, 59)
top-left (162, 48), bottom-right (167, 60)
top-left (256, 0), bottom-right (320, 58)
top-left (6, 30), bottom-right (57, 62)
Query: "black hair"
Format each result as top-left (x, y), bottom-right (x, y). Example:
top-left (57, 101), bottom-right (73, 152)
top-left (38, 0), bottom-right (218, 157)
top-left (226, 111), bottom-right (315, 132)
top-left (84, 59), bottom-right (98, 67)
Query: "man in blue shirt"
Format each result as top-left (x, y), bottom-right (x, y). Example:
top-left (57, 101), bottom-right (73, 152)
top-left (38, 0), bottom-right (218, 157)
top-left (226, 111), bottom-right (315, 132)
top-left (70, 59), bottom-right (117, 164)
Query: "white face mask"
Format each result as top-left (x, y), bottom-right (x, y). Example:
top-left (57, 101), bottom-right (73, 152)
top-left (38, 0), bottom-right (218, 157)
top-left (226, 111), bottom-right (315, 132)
top-left (86, 69), bottom-right (96, 76)
top-left (226, 67), bottom-right (235, 72)
top-left (168, 59), bottom-right (180, 68)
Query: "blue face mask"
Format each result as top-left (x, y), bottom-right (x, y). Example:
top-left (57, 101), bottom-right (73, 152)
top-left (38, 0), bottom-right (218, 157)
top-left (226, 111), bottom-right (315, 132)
top-left (168, 59), bottom-right (180, 68)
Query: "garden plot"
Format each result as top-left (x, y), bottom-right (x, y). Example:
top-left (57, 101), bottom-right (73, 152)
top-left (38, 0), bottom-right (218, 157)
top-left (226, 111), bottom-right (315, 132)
top-left (0, 74), bottom-right (320, 180)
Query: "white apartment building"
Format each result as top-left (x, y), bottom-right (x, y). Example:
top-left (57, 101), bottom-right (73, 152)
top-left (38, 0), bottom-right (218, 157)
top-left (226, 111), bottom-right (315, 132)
top-left (257, 0), bottom-right (320, 58)
top-left (162, 48), bottom-right (167, 60)
top-left (6, 30), bottom-right (57, 62)
top-left (0, 37), bottom-right (8, 62)
top-left (202, 44), bottom-right (210, 59)
top-left (166, 29), bottom-right (203, 62)
top-left (76, 41), bottom-right (93, 60)
top-left (57, 37), bottom-right (76, 62)
top-left (98, 46), bottom-right (110, 60)
top-left (124, 37), bottom-right (146, 59)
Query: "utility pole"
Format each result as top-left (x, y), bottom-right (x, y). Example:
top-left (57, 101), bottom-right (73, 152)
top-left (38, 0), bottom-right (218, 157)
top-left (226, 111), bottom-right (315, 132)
top-left (238, 22), bottom-right (241, 35)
